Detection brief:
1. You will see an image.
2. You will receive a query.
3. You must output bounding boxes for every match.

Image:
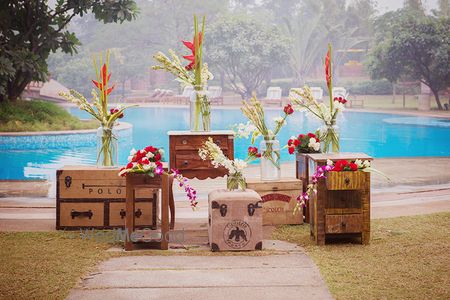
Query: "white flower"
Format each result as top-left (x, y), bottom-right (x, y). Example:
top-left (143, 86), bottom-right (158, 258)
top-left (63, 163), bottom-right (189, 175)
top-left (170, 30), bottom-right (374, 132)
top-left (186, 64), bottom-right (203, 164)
top-left (148, 162), bottom-right (157, 169)
top-left (146, 152), bottom-right (154, 159)
top-left (327, 159), bottom-right (333, 166)
top-left (233, 159), bottom-right (248, 172)
top-left (158, 149), bottom-right (165, 156)
top-left (363, 160), bottom-right (371, 168)
top-left (234, 121), bottom-right (256, 139)
top-left (355, 159), bottom-right (363, 168)
top-left (129, 148), bottom-right (137, 156)
top-left (312, 142), bottom-right (320, 151)
top-left (143, 164), bottom-right (151, 171)
top-left (127, 155), bottom-right (133, 162)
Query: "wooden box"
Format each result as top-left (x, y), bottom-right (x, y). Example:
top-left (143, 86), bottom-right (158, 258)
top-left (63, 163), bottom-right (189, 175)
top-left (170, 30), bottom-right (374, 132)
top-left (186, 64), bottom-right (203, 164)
top-left (307, 153), bottom-right (372, 245)
top-left (246, 178), bottom-right (303, 225)
top-left (208, 189), bottom-right (263, 251)
top-left (168, 131), bottom-right (234, 179)
top-left (56, 166), bottom-right (157, 230)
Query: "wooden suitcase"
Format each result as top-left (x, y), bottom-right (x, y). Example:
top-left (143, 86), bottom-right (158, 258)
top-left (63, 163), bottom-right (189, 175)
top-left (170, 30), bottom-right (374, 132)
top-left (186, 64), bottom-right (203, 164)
top-left (246, 178), bottom-right (303, 225)
top-left (56, 166), bottom-right (157, 230)
top-left (208, 189), bottom-right (263, 251)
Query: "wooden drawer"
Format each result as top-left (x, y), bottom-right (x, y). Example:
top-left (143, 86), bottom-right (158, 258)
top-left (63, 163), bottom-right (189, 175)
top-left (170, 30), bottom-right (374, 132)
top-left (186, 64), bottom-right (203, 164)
top-left (109, 202), bottom-right (155, 227)
top-left (172, 135), bottom-right (230, 151)
top-left (326, 171), bottom-right (366, 191)
top-left (325, 214), bottom-right (363, 234)
top-left (174, 151), bottom-right (212, 170)
top-left (59, 202), bottom-right (104, 227)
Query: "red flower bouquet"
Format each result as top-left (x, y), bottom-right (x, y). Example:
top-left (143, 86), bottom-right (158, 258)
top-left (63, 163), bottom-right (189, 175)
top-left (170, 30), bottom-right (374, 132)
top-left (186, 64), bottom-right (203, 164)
top-left (119, 146), bottom-right (198, 209)
top-left (287, 132), bottom-right (321, 154)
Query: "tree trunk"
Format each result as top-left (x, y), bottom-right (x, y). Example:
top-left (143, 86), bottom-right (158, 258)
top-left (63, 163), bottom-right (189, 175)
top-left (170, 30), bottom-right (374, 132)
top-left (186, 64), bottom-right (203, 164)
top-left (431, 88), bottom-right (443, 110)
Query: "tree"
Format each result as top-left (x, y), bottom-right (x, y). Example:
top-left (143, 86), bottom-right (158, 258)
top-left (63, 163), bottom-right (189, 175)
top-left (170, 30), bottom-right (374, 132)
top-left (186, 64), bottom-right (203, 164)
top-left (0, 0), bottom-right (138, 102)
top-left (206, 16), bottom-right (289, 98)
top-left (367, 12), bottom-right (450, 110)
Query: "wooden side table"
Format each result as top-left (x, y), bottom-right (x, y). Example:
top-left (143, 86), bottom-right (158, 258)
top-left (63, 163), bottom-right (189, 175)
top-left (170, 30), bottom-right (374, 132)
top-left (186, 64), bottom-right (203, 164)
top-left (125, 173), bottom-right (170, 251)
top-left (307, 153), bottom-right (373, 245)
top-left (168, 130), bottom-right (235, 179)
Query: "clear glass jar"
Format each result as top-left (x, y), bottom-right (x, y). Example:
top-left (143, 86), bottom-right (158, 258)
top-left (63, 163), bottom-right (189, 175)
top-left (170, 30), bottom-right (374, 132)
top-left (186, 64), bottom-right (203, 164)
top-left (189, 85), bottom-right (211, 131)
top-left (320, 122), bottom-right (340, 153)
top-left (260, 139), bottom-right (281, 181)
top-left (96, 125), bottom-right (118, 168)
top-left (227, 172), bottom-right (246, 191)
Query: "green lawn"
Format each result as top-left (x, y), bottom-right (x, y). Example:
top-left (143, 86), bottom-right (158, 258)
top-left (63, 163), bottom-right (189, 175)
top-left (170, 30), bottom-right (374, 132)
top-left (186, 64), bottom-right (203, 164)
top-left (0, 100), bottom-right (97, 132)
top-left (273, 213), bottom-right (450, 299)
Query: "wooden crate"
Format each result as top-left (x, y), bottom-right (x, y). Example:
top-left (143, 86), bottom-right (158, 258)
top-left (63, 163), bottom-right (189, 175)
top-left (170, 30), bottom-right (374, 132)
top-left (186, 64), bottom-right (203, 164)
top-left (307, 153), bottom-right (372, 245)
top-left (208, 189), bottom-right (263, 251)
top-left (56, 166), bottom-right (157, 230)
top-left (246, 178), bottom-right (302, 225)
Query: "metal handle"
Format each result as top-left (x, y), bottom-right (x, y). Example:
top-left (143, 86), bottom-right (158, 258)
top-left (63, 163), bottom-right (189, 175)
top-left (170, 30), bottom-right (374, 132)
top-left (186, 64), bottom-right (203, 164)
top-left (120, 208), bottom-right (142, 219)
top-left (182, 139), bottom-right (188, 145)
top-left (341, 222), bottom-right (346, 227)
top-left (71, 209), bottom-right (93, 219)
top-left (64, 176), bottom-right (72, 188)
top-left (272, 186), bottom-right (279, 191)
top-left (183, 160), bottom-right (189, 166)
top-left (344, 177), bottom-right (350, 185)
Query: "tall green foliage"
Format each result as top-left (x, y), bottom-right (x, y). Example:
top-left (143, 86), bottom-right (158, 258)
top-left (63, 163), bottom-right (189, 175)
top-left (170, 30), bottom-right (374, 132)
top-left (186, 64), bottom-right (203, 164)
top-left (0, 0), bottom-right (138, 102)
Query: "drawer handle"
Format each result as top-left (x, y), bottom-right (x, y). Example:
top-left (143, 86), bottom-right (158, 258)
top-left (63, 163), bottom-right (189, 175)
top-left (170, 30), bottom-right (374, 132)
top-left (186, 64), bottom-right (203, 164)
top-left (65, 176), bottom-right (72, 188)
top-left (119, 208), bottom-right (143, 219)
top-left (344, 177), bottom-right (350, 185)
top-left (341, 222), bottom-right (346, 228)
top-left (71, 209), bottom-right (93, 219)
top-left (182, 139), bottom-right (188, 145)
top-left (183, 160), bottom-right (189, 166)
top-left (272, 187), bottom-right (279, 191)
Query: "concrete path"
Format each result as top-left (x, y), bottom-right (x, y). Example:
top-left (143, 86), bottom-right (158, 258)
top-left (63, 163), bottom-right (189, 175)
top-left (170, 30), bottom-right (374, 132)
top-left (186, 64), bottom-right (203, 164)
top-left (67, 248), bottom-right (332, 300)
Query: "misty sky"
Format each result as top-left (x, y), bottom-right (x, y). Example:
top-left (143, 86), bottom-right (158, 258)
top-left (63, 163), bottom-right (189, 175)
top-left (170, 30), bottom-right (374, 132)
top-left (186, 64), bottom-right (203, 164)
top-left (376, 0), bottom-right (439, 13)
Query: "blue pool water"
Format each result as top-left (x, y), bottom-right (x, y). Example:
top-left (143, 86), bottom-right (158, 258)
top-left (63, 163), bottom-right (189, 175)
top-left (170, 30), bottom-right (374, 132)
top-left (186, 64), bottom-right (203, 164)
top-left (0, 107), bottom-right (449, 180)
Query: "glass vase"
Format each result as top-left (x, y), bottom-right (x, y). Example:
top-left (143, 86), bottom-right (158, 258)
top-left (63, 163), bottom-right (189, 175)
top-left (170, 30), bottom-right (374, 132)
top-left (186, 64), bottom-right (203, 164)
top-left (260, 139), bottom-right (281, 181)
top-left (320, 122), bottom-right (340, 153)
top-left (96, 125), bottom-right (118, 168)
top-left (189, 85), bottom-right (211, 131)
top-left (227, 172), bottom-right (246, 191)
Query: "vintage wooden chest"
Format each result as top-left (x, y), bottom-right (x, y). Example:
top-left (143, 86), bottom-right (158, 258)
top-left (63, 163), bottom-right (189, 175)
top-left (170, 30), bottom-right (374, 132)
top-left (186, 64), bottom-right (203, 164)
top-left (246, 178), bottom-right (303, 225)
top-left (208, 189), bottom-right (263, 251)
top-left (307, 153), bottom-right (373, 245)
top-left (168, 131), bottom-right (234, 179)
top-left (56, 166), bottom-right (157, 230)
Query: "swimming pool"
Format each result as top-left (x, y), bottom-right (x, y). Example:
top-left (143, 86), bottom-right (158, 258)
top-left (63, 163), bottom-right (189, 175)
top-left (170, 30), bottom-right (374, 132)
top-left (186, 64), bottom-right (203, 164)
top-left (1, 107), bottom-right (449, 180)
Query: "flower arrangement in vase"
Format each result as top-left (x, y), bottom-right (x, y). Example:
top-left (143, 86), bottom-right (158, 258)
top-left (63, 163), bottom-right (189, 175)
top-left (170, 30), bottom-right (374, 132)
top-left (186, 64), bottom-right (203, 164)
top-left (60, 50), bottom-right (134, 167)
top-left (237, 96), bottom-right (294, 181)
top-left (119, 146), bottom-right (198, 210)
top-left (286, 132), bottom-right (321, 155)
top-left (152, 15), bottom-right (213, 131)
top-left (198, 137), bottom-right (260, 191)
top-left (289, 44), bottom-right (347, 153)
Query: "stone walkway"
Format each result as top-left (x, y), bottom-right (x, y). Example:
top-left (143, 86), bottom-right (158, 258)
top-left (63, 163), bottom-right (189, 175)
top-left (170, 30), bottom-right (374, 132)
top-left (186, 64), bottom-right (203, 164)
top-left (67, 242), bottom-right (332, 300)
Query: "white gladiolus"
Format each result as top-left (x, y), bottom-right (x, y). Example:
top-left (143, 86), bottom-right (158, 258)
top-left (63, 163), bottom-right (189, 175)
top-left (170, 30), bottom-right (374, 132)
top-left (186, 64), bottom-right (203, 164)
top-left (233, 159), bottom-right (248, 172)
top-left (273, 116), bottom-right (286, 126)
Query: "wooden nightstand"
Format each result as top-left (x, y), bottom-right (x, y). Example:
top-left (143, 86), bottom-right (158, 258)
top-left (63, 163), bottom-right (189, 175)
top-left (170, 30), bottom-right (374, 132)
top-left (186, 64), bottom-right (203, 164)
top-left (168, 131), bottom-right (235, 179)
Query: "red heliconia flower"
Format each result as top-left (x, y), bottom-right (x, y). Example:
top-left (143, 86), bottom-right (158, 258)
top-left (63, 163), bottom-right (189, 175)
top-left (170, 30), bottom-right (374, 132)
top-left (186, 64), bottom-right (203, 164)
top-left (93, 63), bottom-right (115, 97)
top-left (325, 48), bottom-right (331, 88)
top-left (182, 32), bottom-right (203, 71)
top-left (283, 103), bottom-right (294, 115)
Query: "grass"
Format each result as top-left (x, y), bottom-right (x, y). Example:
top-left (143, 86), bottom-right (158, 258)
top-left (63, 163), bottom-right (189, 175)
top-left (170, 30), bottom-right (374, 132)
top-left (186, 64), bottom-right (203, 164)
top-left (0, 230), bottom-right (277, 299)
top-left (0, 100), bottom-right (97, 132)
top-left (273, 213), bottom-right (450, 299)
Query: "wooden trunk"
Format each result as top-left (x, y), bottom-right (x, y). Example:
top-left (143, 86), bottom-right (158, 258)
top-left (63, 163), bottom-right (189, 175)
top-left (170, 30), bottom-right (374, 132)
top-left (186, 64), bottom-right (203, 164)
top-left (56, 166), bottom-right (157, 230)
top-left (246, 178), bottom-right (303, 225)
top-left (208, 189), bottom-right (263, 251)
top-left (296, 153), bottom-right (310, 223)
top-left (168, 131), bottom-right (234, 179)
top-left (307, 153), bottom-right (372, 245)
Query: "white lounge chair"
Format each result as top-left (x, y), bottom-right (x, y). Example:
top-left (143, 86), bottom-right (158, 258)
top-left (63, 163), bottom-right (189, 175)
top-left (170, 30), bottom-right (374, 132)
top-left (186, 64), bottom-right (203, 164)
top-left (310, 87), bottom-right (323, 102)
top-left (264, 87), bottom-right (282, 106)
top-left (174, 85), bottom-right (193, 104)
top-left (208, 86), bottom-right (223, 105)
